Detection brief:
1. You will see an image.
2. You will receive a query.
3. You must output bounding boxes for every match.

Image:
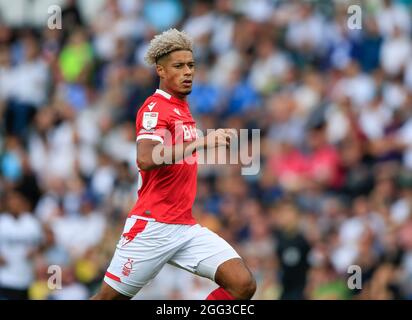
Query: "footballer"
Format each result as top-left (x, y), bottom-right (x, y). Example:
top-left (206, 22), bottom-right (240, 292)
top-left (92, 29), bottom-right (256, 300)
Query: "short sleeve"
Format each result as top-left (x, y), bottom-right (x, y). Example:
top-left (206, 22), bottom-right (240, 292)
top-left (135, 101), bottom-right (170, 144)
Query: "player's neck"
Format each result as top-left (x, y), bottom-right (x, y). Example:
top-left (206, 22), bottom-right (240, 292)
top-left (158, 84), bottom-right (186, 102)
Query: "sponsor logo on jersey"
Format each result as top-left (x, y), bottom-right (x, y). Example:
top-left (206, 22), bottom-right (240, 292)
top-left (182, 124), bottom-right (198, 141)
top-left (142, 112), bottom-right (158, 130)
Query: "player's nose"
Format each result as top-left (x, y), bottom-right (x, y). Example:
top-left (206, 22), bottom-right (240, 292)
top-left (183, 64), bottom-right (193, 76)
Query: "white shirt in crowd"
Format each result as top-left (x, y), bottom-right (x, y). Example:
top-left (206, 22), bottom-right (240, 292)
top-left (0, 212), bottom-right (43, 290)
top-left (8, 58), bottom-right (49, 107)
top-left (358, 102), bottom-right (393, 140)
top-left (48, 283), bottom-right (89, 300)
top-left (375, 3), bottom-right (411, 38)
top-left (51, 212), bottom-right (106, 259)
top-left (249, 49), bottom-right (291, 93)
top-left (380, 34), bottom-right (412, 77)
top-left (28, 122), bottom-right (76, 180)
top-left (336, 73), bottom-right (376, 110)
top-left (0, 65), bottom-right (14, 101)
top-left (398, 118), bottom-right (412, 170)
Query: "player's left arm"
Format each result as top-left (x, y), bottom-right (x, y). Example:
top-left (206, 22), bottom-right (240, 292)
top-left (136, 129), bottom-right (234, 171)
top-left (137, 137), bottom-right (206, 171)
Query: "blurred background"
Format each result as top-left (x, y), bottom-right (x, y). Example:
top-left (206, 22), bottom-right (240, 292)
top-left (1, 0), bottom-right (412, 300)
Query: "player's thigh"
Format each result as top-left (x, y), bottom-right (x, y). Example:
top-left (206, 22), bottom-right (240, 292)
top-left (168, 225), bottom-right (241, 281)
top-left (105, 219), bottom-right (184, 297)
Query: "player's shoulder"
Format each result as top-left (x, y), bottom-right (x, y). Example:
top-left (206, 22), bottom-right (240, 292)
top-left (137, 92), bottom-right (172, 117)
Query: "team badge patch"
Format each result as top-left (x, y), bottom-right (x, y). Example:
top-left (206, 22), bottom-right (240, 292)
top-left (122, 259), bottom-right (134, 276)
top-left (142, 112), bottom-right (158, 130)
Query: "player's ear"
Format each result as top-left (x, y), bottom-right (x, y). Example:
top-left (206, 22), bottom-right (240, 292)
top-left (156, 63), bottom-right (165, 79)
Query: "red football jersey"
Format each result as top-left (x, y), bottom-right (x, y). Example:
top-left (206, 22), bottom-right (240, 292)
top-left (129, 89), bottom-right (198, 225)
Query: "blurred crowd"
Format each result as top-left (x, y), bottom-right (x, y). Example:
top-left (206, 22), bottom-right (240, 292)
top-left (2, 0), bottom-right (412, 300)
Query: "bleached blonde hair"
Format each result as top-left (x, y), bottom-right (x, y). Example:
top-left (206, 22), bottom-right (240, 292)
top-left (144, 28), bottom-right (193, 65)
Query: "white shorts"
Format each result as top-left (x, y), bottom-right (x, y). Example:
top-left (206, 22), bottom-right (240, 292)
top-left (104, 216), bottom-right (241, 298)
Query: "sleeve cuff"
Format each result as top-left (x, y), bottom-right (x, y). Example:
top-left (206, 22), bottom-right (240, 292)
top-left (136, 134), bottom-right (164, 144)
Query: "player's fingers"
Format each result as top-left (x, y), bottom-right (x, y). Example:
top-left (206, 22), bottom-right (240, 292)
top-left (225, 132), bottom-right (234, 143)
top-left (224, 128), bottom-right (237, 137)
top-left (215, 132), bottom-right (228, 141)
top-left (216, 135), bottom-right (229, 147)
top-left (214, 136), bottom-right (223, 147)
top-left (222, 135), bottom-right (231, 148)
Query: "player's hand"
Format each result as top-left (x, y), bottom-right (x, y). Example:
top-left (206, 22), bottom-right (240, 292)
top-left (204, 128), bottom-right (235, 149)
top-left (0, 255), bottom-right (6, 266)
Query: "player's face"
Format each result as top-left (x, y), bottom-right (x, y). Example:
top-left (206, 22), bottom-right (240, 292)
top-left (157, 50), bottom-right (195, 98)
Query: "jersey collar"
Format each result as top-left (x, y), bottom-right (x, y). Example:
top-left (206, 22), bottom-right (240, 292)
top-left (155, 89), bottom-right (171, 99)
top-left (155, 89), bottom-right (188, 106)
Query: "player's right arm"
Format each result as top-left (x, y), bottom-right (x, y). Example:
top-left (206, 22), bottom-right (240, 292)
top-left (137, 129), bottom-right (232, 171)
